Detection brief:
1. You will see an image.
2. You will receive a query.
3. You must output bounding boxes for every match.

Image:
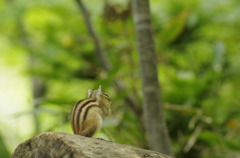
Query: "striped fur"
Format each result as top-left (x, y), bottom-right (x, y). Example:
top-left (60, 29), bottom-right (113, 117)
top-left (71, 88), bottom-right (111, 137)
top-left (71, 98), bottom-right (98, 134)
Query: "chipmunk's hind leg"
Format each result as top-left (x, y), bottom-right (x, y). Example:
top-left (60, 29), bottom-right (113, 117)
top-left (81, 119), bottom-right (99, 137)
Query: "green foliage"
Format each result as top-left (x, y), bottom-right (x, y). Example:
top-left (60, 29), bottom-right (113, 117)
top-left (0, 0), bottom-right (240, 157)
top-left (0, 134), bottom-right (10, 158)
top-left (160, 10), bottom-right (190, 46)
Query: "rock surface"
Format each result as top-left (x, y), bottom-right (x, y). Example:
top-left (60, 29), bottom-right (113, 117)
top-left (11, 132), bottom-right (173, 158)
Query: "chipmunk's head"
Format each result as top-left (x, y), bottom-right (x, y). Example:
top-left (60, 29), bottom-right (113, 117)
top-left (88, 85), bottom-right (112, 106)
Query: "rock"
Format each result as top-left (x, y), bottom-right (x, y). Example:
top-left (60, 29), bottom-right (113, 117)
top-left (11, 132), bottom-right (173, 158)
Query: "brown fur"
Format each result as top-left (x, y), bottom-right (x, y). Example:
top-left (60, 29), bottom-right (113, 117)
top-left (80, 119), bottom-right (99, 137)
top-left (71, 86), bottom-right (111, 137)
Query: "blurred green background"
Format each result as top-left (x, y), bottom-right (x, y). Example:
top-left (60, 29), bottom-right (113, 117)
top-left (0, 0), bottom-right (240, 157)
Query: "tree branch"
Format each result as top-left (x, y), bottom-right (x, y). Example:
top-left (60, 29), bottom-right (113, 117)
top-left (75, 0), bottom-right (111, 71)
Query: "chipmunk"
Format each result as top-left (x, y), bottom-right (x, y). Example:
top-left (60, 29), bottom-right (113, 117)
top-left (71, 86), bottom-right (111, 137)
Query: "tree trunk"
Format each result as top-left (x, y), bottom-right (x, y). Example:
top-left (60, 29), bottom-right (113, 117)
top-left (131, 0), bottom-right (173, 156)
top-left (11, 132), bottom-right (173, 158)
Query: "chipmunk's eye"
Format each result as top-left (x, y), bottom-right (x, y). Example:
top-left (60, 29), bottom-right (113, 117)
top-left (103, 93), bottom-right (110, 100)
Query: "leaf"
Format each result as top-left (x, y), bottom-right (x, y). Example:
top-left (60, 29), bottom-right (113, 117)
top-left (198, 130), bottom-right (221, 146)
top-left (160, 9), bottom-right (190, 45)
top-left (199, 130), bottom-right (240, 151)
top-left (224, 139), bottom-right (240, 151)
top-left (0, 134), bottom-right (10, 158)
top-left (213, 41), bottom-right (225, 72)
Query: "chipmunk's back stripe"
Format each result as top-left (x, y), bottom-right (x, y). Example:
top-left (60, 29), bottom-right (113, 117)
top-left (75, 98), bottom-right (97, 134)
top-left (71, 99), bottom-right (84, 134)
top-left (83, 105), bottom-right (99, 121)
top-left (72, 98), bottom-right (93, 134)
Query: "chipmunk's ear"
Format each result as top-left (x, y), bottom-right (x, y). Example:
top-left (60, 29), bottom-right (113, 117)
top-left (96, 85), bottom-right (102, 99)
top-left (88, 89), bottom-right (93, 98)
top-left (98, 85), bottom-right (102, 92)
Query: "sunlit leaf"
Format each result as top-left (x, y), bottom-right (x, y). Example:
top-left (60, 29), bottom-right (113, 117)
top-left (0, 134), bottom-right (10, 158)
top-left (160, 9), bottom-right (190, 45)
